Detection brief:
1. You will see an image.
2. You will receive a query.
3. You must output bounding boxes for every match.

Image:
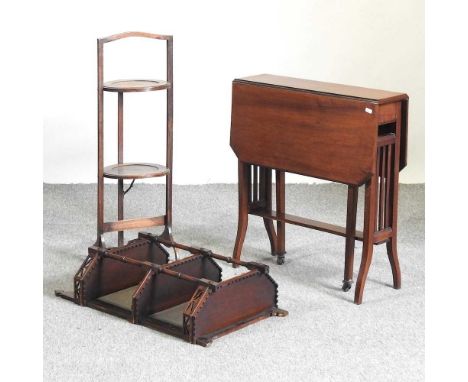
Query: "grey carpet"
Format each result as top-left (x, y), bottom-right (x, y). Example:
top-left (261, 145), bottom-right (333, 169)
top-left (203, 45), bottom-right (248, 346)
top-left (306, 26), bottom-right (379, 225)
top-left (44, 183), bottom-right (424, 382)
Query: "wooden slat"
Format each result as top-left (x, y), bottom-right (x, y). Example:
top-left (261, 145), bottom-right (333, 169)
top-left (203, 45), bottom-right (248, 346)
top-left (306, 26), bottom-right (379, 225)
top-left (103, 216), bottom-right (165, 232)
top-left (377, 133), bottom-right (396, 147)
top-left (259, 167), bottom-right (266, 205)
top-left (250, 208), bottom-right (364, 241)
top-left (253, 166), bottom-right (258, 202)
top-left (375, 147), bottom-right (381, 231)
top-left (374, 228), bottom-right (393, 244)
top-left (379, 146), bottom-right (386, 230)
top-left (276, 171), bottom-right (286, 257)
top-left (250, 207), bottom-right (392, 245)
top-left (385, 145), bottom-right (393, 227)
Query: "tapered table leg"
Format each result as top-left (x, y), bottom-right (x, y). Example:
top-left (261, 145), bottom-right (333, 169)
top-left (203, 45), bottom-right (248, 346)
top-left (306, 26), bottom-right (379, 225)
top-left (386, 238), bottom-right (401, 289)
top-left (354, 176), bottom-right (377, 304)
top-left (386, 125), bottom-right (402, 289)
top-left (275, 170), bottom-right (286, 265)
top-left (260, 167), bottom-right (278, 255)
top-left (233, 161), bottom-right (250, 262)
top-left (343, 185), bottom-right (359, 292)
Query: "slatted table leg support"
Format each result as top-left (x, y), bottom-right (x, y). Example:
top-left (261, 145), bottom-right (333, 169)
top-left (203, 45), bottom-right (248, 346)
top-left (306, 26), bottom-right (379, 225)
top-left (275, 170), bottom-right (286, 264)
top-left (373, 131), bottom-right (402, 291)
top-left (353, 131), bottom-right (402, 304)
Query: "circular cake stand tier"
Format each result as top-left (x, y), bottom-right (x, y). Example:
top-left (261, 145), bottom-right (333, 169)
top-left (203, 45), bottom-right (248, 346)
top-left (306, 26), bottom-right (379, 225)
top-left (103, 163), bottom-right (169, 179)
top-left (103, 79), bottom-right (170, 92)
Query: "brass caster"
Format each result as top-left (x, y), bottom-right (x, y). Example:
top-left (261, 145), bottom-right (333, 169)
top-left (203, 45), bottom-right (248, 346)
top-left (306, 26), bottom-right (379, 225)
top-left (272, 308), bottom-right (289, 317)
top-left (342, 280), bottom-right (353, 292)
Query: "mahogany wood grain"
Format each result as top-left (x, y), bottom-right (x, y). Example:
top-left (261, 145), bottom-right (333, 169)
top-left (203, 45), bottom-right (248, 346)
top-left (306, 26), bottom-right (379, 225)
top-left (374, 228), bottom-right (393, 244)
top-left (192, 270), bottom-right (277, 340)
top-left (354, 176), bottom-right (378, 305)
top-left (378, 102), bottom-right (397, 124)
top-left (379, 146), bottom-right (385, 230)
top-left (275, 170), bottom-right (286, 264)
top-left (131, 269), bottom-right (154, 322)
top-left (231, 81), bottom-right (378, 185)
top-left (103, 215), bottom-right (165, 233)
top-left (230, 74), bottom-right (408, 304)
top-left (233, 74), bottom-right (409, 172)
top-left (59, 234), bottom-right (286, 346)
top-left (141, 255), bottom-right (221, 315)
top-left (238, 74), bottom-right (408, 104)
top-left (400, 100), bottom-right (409, 170)
top-left (83, 239), bottom-right (169, 302)
top-left (260, 168), bottom-right (278, 255)
top-left (386, 107), bottom-right (402, 289)
top-left (344, 186), bottom-right (359, 285)
top-left (152, 234), bottom-right (271, 271)
top-left (250, 208), bottom-right (364, 240)
top-left (385, 146), bottom-right (393, 227)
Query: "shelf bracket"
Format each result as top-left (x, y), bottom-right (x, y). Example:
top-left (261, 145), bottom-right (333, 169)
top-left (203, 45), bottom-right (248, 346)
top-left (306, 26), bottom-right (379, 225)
top-left (123, 179), bottom-right (136, 195)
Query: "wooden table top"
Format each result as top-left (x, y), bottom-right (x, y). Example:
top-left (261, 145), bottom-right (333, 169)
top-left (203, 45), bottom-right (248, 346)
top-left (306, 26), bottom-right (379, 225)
top-left (235, 74), bottom-right (408, 105)
top-left (230, 74), bottom-right (409, 185)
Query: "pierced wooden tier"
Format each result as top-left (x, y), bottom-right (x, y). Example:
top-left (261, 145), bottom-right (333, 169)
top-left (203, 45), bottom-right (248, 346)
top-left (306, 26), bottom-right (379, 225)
top-left (103, 163), bottom-right (169, 179)
top-left (103, 79), bottom-right (170, 92)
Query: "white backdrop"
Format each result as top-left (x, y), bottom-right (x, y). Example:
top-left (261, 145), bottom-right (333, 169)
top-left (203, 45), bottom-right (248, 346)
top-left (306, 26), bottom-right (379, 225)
top-left (43, 0), bottom-right (424, 184)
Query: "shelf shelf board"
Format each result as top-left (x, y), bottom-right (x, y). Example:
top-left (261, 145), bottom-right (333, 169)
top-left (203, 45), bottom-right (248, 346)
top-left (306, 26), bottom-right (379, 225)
top-left (103, 79), bottom-right (170, 92)
top-left (103, 163), bottom-right (169, 179)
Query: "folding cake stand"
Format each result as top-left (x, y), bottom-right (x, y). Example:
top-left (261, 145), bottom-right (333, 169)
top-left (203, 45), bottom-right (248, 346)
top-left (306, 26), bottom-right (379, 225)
top-left (94, 31), bottom-right (174, 248)
top-left (56, 32), bottom-right (286, 346)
